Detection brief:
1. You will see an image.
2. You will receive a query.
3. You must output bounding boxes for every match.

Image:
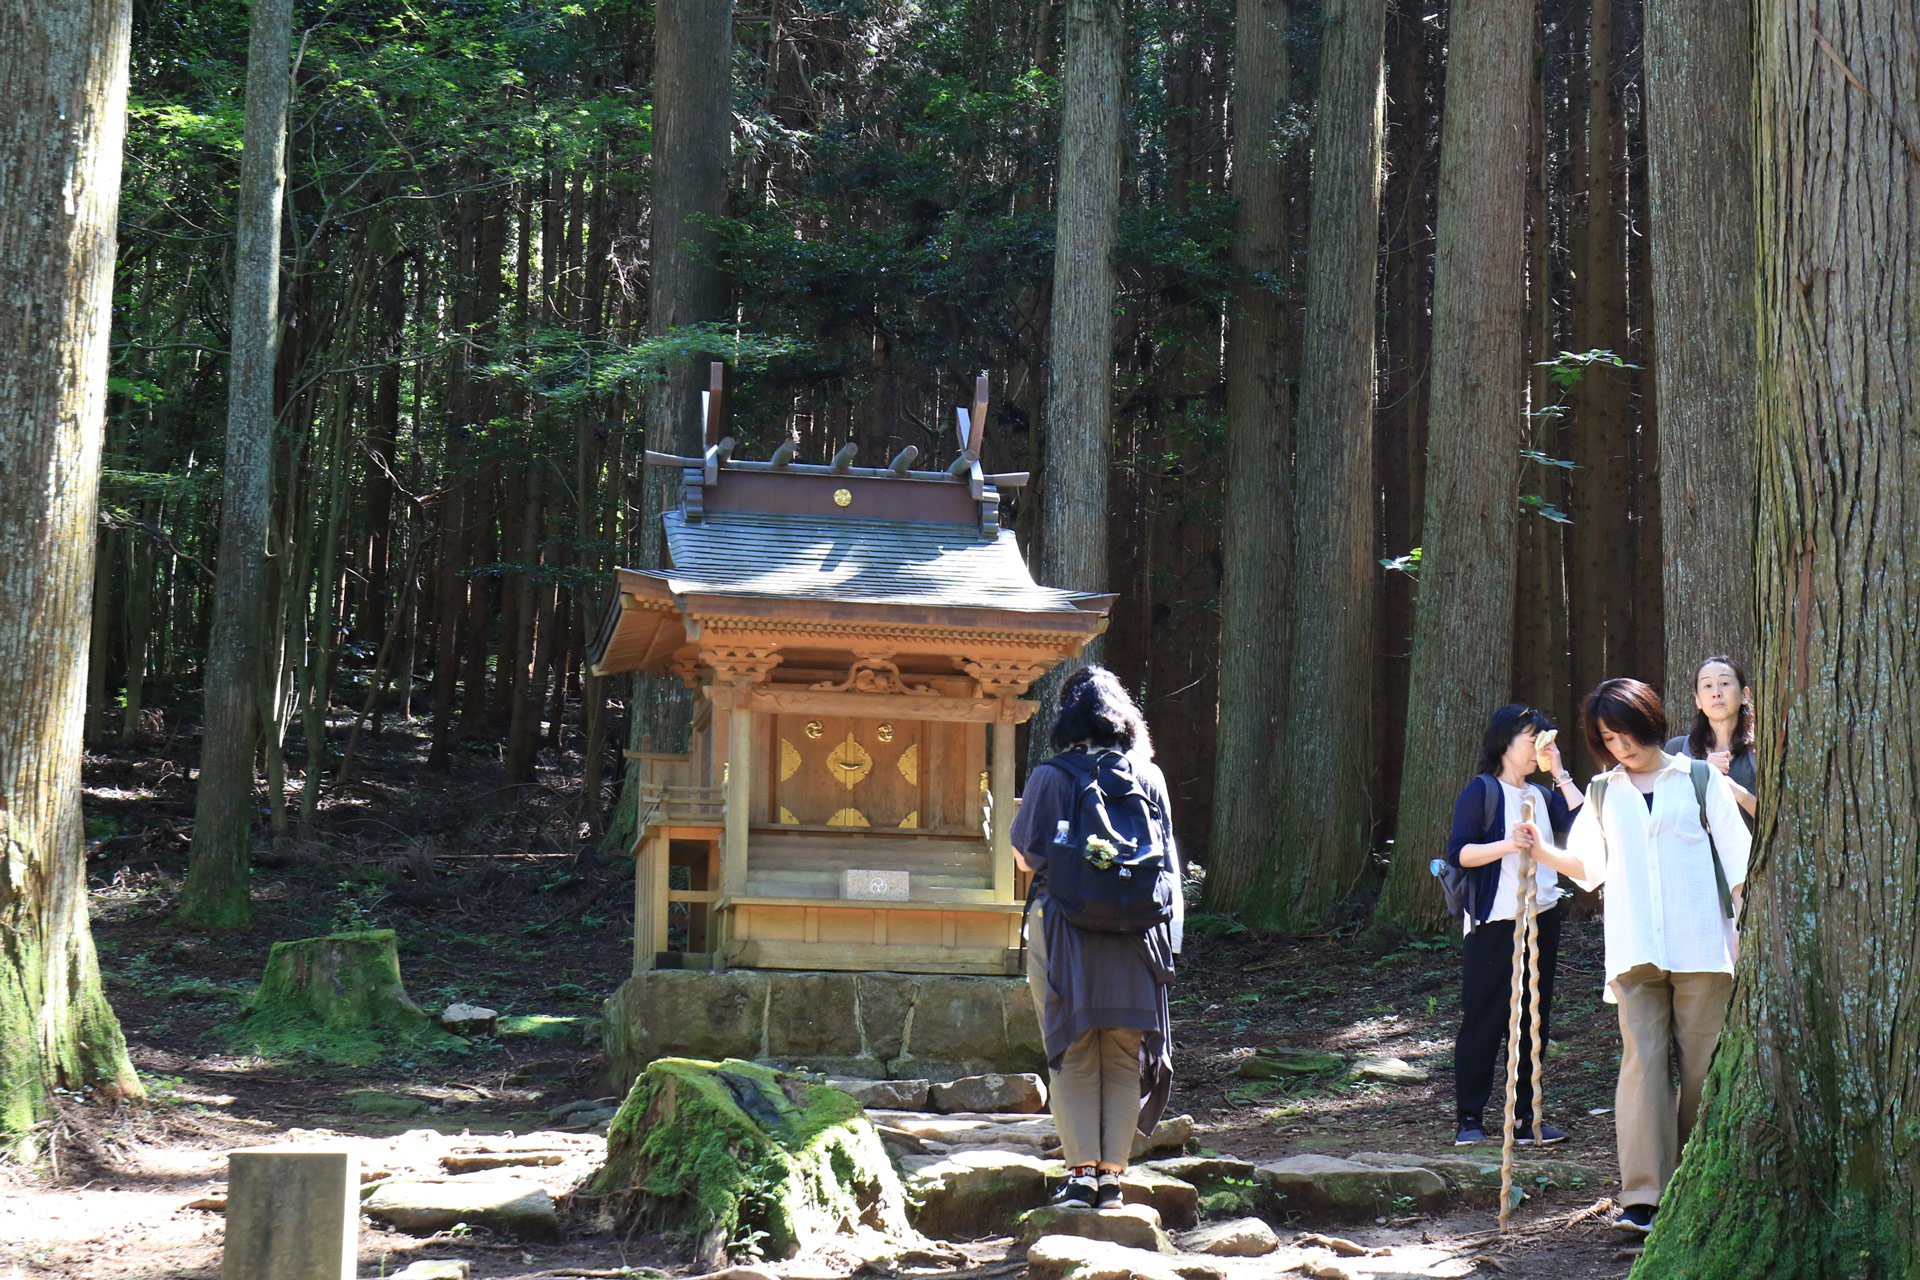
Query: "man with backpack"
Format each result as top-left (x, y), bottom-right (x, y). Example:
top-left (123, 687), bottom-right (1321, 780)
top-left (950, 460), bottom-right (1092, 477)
top-left (1010, 665), bottom-right (1182, 1211)
top-left (1554, 678), bottom-right (1751, 1237)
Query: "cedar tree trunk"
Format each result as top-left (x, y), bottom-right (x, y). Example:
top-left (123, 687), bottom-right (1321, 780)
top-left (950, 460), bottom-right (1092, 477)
top-left (0, 0), bottom-right (143, 1132)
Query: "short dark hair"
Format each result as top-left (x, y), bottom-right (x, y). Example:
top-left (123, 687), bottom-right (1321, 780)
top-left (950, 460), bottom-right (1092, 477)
top-left (1582, 678), bottom-right (1668, 767)
top-left (1685, 655), bottom-right (1754, 761)
top-left (1050, 664), bottom-right (1152, 757)
top-left (1476, 703), bottom-right (1553, 776)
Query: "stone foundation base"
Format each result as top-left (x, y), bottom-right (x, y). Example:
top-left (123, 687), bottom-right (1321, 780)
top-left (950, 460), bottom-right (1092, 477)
top-left (602, 969), bottom-right (1044, 1089)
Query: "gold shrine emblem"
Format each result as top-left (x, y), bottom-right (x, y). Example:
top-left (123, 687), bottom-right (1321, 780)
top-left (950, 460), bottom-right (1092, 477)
top-left (827, 807), bottom-right (870, 827)
top-left (780, 738), bottom-right (802, 781)
top-left (900, 811), bottom-right (919, 829)
top-left (876, 722), bottom-right (894, 742)
top-left (897, 743), bottom-right (918, 785)
top-left (833, 488), bottom-right (852, 507)
top-left (780, 806), bottom-right (800, 825)
top-left (828, 734), bottom-right (873, 790)
top-left (805, 720), bottom-right (824, 739)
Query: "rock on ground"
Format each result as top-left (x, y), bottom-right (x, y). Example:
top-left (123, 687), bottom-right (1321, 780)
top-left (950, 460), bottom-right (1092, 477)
top-left (438, 1152), bottom-right (563, 1173)
top-left (829, 1077), bottom-right (933, 1110)
top-left (929, 1073), bottom-right (1047, 1114)
top-left (1235, 1047), bottom-right (1344, 1079)
top-left (361, 1174), bottom-right (561, 1241)
top-left (1016, 1203), bottom-right (1173, 1252)
top-left (1255, 1155), bottom-right (1446, 1224)
top-left (1178, 1217), bottom-right (1279, 1257)
top-left (1024, 1235), bottom-right (1225, 1280)
top-left (1351, 1056), bottom-right (1429, 1083)
top-left (902, 1149), bottom-right (1050, 1239)
top-left (391, 1263), bottom-right (471, 1280)
top-left (1347, 1150), bottom-right (1608, 1206)
top-left (1130, 1114), bottom-right (1195, 1161)
top-left (438, 1003), bottom-right (497, 1035)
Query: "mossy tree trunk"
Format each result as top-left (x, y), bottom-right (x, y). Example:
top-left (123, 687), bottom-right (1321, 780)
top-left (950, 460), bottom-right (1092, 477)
top-left (0, 0), bottom-right (143, 1134)
top-left (235, 931), bottom-right (453, 1065)
top-left (1633, 2), bottom-right (1919, 1274)
top-left (1371, 0), bottom-right (1530, 936)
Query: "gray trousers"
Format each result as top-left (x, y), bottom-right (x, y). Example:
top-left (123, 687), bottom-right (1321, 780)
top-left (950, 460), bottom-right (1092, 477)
top-left (1026, 906), bottom-right (1143, 1168)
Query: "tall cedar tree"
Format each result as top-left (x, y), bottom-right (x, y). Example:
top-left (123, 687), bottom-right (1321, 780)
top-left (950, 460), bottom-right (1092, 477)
top-left (607, 0), bottom-right (734, 854)
top-left (1635, 0), bottom-right (1920, 1270)
top-left (177, 0), bottom-right (294, 930)
top-left (1642, 0), bottom-right (1756, 708)
top-left (1371, 0), bottom-right (1530, 934)
top-left (1269, 0), bottom-right (1387, 927)
top-left (1029, 0), bottom-right (1126, 756)
top-left (1203, 0), bottom-right (1292, 910)
top-left (0, 0), bottom-right (143, 1130)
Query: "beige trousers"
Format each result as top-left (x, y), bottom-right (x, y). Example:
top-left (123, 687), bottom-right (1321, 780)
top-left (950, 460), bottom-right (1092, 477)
top-left (1610, 963), bottom-right (1733, 1206)
top-left (1026, 907), bottom-right (1143, 1168)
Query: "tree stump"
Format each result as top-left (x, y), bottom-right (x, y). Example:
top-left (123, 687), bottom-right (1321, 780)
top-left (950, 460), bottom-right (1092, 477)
top-left (587, 1058), bottom-right (915, 1267)
top-left (232, 930), bottom-right (457, 1064)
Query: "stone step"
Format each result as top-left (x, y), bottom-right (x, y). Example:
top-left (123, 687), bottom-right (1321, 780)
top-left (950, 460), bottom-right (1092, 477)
top-left (1016, 1203), bottom-right (1173, 1253)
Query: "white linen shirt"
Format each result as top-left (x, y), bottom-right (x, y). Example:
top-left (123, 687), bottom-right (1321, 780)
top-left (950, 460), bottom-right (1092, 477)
top-left (1487, 779), bottom-right (1564, 924)
top-left (1565, 752), bottom-right (1751, 1002)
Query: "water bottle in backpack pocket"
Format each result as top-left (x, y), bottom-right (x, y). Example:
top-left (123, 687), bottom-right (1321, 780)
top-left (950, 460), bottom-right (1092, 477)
top-left (1040, 748), bottom-right (1177, 933)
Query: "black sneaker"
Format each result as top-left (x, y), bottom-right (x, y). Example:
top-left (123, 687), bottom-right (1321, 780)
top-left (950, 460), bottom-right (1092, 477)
top-left (1612, 1203), bottom-right (1656, 1234)
top-left (1454, 1120), bottom-right (1488, 1145)
top-left (1515, 1122), bottom-right (1569, 1145)
top-left (1051, 1170), bottom-right (1097, 1208)
top-left (1095, 1173), bottom-right (1125, 1209)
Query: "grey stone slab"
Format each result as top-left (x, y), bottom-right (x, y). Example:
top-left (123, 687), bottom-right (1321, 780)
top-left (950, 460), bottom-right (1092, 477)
top-left (222, 1146), bottom-right (357, 1280)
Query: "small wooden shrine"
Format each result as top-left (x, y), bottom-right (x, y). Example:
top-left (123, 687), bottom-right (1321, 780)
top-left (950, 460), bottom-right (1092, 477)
top-left (589, 371), bottom-right (1112, 977)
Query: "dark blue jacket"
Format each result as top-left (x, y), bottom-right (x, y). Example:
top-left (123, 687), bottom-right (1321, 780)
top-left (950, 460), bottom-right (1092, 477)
top-left (1445, 776), bottom-right (1576, 926)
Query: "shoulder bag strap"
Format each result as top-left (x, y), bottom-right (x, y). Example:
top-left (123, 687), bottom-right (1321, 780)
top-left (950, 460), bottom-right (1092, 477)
top-left (1689, 759), bottom-right (1736, 919)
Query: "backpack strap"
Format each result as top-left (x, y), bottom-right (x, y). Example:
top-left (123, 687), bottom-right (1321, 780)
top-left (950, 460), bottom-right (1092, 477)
top-left (1589, 775), bottom-right (1611, 868)
top-left (1478, 773), bottom-right (1502, 841)
top-left (1689, 759), bottom-right (1737, 920)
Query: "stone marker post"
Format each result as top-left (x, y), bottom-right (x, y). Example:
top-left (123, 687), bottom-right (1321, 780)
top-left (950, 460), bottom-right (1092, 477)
top-left (223, 1146), bottom-right (358, 1280)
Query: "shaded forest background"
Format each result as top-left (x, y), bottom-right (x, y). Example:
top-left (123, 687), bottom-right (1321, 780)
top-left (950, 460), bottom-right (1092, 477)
top-left (100, 0), bottom-right (1667, 927)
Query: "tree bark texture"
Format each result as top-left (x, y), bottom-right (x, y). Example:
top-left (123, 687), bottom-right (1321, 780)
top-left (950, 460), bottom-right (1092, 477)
top-left (177, 0), bottom-right (293, 931)
top-left (1564, 0), bottom-right (1634, 782)
top-left (608, 0), bottom-right (734, 854)
top-left (1028, 0), bottom-right (1125, 763)
top-left (1635, 3), bottom-right (1918, 1272)
top-left (0, 0), bottom-right (143, 1132)
top-left (1202, 0), bottom-right (1292, 908)
top-left (1372, 0), bottom-right (1529, 935)
top-left (1643, 0), bottom-right (1757, 713)
top-left (1268, 0), bottom-right (1386, 928)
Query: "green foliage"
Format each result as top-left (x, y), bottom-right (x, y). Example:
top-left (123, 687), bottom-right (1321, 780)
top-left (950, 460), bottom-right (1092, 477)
top-left (1185, 912), bottom-right (1248, 938)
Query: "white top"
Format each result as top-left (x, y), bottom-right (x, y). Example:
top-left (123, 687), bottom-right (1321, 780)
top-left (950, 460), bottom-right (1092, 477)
top-left (1486, 780), bottom-right (1563, 924)
top-left (1565, 752), bottom-right (1751, 1001)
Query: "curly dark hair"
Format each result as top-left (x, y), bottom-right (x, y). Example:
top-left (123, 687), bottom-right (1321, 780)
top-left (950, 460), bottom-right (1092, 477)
top-left (1050, 664), bottom-right (1153, 757)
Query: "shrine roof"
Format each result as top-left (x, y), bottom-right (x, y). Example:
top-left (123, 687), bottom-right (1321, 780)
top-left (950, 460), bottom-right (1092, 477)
top-left (651, 510), bottom-right (1095, 613)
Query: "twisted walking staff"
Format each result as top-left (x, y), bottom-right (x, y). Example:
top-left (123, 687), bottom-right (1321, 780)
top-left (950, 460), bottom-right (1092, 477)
top-left (1497, 788), bottom-right (1546, 1232)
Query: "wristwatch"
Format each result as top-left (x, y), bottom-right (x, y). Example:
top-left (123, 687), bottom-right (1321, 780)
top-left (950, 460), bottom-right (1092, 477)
top-left (1552, 771), bottom-right (1573, 786)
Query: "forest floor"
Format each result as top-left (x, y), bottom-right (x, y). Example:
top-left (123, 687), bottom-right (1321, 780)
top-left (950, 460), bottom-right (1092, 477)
top-left (5, 711), bottom-right (1642, 1279)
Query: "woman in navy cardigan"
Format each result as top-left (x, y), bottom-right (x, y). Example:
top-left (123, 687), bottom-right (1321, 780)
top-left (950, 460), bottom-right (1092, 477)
top-left (1446, 704), bottom-right (1585, 1146)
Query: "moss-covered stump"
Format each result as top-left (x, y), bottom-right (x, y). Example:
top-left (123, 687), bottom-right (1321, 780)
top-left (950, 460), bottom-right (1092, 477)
top-left (229, 930), bottom-right (463, 1065)
top-left (587, 1058), bottom-right (915, 1266)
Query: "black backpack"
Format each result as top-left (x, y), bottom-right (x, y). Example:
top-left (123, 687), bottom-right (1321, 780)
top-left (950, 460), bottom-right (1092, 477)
top-left (1431, 774), bottom-right (1502, 931)
top-left (1034, 748), bottom-right (1177, 933)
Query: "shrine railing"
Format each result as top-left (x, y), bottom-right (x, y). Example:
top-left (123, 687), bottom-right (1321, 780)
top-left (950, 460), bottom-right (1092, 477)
top-left (638, 783), bottom-right (725, 829)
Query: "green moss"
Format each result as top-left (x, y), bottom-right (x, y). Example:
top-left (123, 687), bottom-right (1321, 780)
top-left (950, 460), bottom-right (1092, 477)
top-left (1633, 1029), bottom-right (1914, 1280)
top-left (227, 930), bottom-right (465, 1066)
top-left (589, 1058), bottom-right (913, 1260)
top-left (497, 1014), bottom-right (595, 1042)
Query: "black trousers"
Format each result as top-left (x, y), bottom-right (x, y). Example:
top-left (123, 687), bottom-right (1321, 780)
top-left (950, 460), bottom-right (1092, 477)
top-left (1455, 903), bottom-right (1563, 1125)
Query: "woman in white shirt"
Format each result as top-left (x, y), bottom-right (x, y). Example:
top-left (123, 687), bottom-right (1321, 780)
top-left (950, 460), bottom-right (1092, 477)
top-left (1539, 678), bottom-right (1750, 1237)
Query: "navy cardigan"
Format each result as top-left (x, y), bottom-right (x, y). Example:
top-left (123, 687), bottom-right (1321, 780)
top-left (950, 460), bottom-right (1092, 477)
top-left (1444, 776), bottom-right (1576, 926)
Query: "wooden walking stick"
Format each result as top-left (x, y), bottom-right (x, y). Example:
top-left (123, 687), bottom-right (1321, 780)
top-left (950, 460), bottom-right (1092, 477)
top-left (1498, 790), bottom-right (1546, 1232)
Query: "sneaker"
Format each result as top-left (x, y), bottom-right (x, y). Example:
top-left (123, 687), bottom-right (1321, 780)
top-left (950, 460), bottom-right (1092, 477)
top-left (1612, 1203), bottom-right (1656, 1234)
top-left (1454, 1120), bottom-right (1488, 1146)
top-left (1515, 1122), bottom-right (1569, 1145)
top-left (1094, 1173), bottom-right (1125, 1210)
top-left (1051, 1169), bottom-right (1097, 1208)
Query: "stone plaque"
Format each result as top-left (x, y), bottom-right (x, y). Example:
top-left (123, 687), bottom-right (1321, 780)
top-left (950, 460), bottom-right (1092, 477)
top-left (844, 869), bottom-right (909, 901)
